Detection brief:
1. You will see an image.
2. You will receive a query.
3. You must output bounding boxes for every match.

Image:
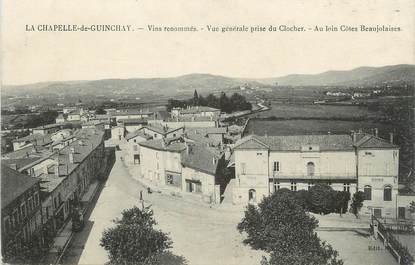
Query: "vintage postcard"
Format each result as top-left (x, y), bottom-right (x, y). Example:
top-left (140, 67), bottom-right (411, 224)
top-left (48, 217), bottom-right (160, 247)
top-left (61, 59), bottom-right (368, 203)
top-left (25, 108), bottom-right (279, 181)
top-left (1, 0), bottom-right (414, 264)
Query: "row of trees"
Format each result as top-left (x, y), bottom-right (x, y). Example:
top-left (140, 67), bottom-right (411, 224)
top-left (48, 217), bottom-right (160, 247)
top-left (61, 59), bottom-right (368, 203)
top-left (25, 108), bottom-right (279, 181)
top-left (238, 189), bottom-right (344, 265)
top-left (294, 184), bottom-right (350, 215)
top-left (289, 184), bottom-right (365, 218)
top-left (166, 90), bottom-right (252, 113)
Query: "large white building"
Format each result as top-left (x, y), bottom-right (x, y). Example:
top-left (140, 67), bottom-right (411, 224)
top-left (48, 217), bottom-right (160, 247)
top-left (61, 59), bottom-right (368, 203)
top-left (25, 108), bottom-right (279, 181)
top-left (232, 133), bottom-right (405, 219)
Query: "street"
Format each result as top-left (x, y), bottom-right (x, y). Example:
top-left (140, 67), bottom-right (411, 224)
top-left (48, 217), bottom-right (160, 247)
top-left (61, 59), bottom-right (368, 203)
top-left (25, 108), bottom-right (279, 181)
top-left (62, 151), bottom-right (264, 265)
top-left (63, 150), bottom-right (400, 265)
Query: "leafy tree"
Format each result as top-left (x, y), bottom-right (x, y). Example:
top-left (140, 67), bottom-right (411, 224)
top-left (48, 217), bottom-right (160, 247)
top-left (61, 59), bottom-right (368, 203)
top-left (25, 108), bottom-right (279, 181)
top-left (408, 201), bottom-right (415, 214)
top-left (166, 92), bottom-right (251, 113)
top-left (95, 106), bottom-right (107, 115)
top-left (308, 184), bottom-right (336, 215)
top-left (237, 189), bottom-right (343, 265)
top-left (333, 191), bottom-right (350, 216)
top-left (295, 189), bottom-right (311, 211)
top-left (3, 234), bottom-right (44, 264)
top-left (350, 191), bottom-right (365, 218)
top-left (100, 206), bottom-right (172, 265)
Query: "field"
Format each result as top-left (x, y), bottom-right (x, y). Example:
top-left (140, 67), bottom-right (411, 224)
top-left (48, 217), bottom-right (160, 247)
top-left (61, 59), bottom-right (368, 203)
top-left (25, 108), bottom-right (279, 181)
top-left (244, 119), bottom-right (394, 137)
top-left (248, 102), bottom-right (380, 119)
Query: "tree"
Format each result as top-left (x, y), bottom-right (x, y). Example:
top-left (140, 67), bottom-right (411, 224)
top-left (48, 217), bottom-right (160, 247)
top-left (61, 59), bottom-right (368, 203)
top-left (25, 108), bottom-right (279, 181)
top-left (408, 201), bottom-right (415, 214)
top-left (308, 184), bottom-right (336, 215)
top-left (100, 206), bottom-right (172, 265)
top-left (333, 191), bottom-right (351, 216)
top-left (3, 234), bottom-right (44, 264)
top-left (237, 189), bottom-right (343, 265)
top-left (95, 106), bottom-right (106, 115)
top-left (350, 191), bottom-right (365, 218)
top-left (193, 90), bottom-right (199, 106)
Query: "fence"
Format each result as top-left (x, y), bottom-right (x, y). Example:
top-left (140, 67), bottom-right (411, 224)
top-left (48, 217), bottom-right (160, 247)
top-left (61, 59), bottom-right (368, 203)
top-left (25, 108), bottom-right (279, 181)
top-left (372, 215), bottom-right (414, 265)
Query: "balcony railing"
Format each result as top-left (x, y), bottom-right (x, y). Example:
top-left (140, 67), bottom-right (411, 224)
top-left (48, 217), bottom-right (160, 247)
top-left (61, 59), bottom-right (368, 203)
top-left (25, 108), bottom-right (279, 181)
top-left (270, 171), bottom-right (357, 180)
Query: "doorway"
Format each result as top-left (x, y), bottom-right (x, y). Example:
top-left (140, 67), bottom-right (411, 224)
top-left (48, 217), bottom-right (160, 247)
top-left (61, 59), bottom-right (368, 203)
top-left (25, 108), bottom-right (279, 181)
top-left (134, 154), bottom-right (140, 164)
top-left (248, 189), bottom-right (256, 203)
top-left (398, 207), bottom-right (406, 219)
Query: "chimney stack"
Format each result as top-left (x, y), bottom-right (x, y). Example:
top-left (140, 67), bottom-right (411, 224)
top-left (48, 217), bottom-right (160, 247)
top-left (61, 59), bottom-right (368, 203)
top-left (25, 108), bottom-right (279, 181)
top-left (55, 161), bottom-right (60, 177)
top-left (374, 128), bottom-right (378, 137)
top-left (351, 130), bottom-right (357, 143)
top-left (389, 132), bottom-right (394, 144)
top-left (69, 153), bottom-right (74, 163)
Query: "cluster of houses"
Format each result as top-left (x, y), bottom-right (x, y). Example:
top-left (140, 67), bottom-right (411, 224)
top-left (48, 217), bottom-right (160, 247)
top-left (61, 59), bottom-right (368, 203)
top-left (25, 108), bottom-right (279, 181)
top-left (111, 105), bottom-right (415, 222)
top-left (2, 103), bottom-right (414, 260)
top-left (1, 127), bottom-right (112, 259)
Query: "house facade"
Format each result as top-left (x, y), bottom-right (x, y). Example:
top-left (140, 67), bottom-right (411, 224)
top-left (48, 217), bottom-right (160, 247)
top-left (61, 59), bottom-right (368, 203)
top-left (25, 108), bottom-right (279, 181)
top-left (139, 138), bottom-right (225, 203)
top-left (232, 133), bottom-right (401, 218)
top-left (1, 165), bottom-right (43, 259)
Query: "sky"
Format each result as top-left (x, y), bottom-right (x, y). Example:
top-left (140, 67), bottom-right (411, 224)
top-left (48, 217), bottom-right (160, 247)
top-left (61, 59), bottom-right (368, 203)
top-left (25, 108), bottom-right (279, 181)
top-left (1, 0), bottom-right (415, 85)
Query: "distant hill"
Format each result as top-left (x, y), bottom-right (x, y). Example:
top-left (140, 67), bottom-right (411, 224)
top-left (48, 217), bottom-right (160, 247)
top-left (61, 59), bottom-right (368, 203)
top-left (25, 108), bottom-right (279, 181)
top-left (259, 64), bottom-right (415, 86)
top-left (3, 64), bottom-right (414, 96)
top-left (2, 74), bottom-right (262, 96)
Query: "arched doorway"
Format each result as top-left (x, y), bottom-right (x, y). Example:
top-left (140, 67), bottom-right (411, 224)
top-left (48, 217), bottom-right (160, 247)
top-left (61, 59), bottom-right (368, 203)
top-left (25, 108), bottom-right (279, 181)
top-left (248, 189), bottom-right (256, 203)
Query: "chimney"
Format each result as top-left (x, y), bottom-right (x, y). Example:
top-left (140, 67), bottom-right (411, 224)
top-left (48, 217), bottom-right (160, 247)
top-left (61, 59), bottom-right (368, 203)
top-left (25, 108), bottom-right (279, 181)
top-left (69, 153), bottom-right (74, 163)
top-left (351, 130), bottom-right (357, 143)
top-left (55, 161), bottom-right (60, 177)
top-left (374, 128), bottom-right (378, 137)
top-left (9, 164), bottom-right (17, 170)
top-left (264, 131), bottom-right (268, 137)
top-left (389, 132), bottom-right (394, 144)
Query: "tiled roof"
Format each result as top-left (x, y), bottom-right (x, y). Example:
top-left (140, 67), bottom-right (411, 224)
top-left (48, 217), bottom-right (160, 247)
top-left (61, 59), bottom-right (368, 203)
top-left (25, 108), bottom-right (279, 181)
top-left (117, 118), bottom-right (148, 124)
top-left (188, 127), bottom-right (227, 135)
top-left (125, 130), bottom-right (152, 141)
top-left (2, 145), bottom-right (49, 160)
top-left (166, 116), bottom-right (217, 122)
top-left (115, 110), bottom-right (153, 116)
top-left (2, 163), bottom-right (40, 209)
top-left (139, 138), bottom-right (186, 153)
top-left (182, 144), bottom-right (222, 175)
top-left (12, 133), bottom-right (52, 145)
top-left (33, 123), bottom-right (62, 130)
top-left (2, 157), bottom-right (42, 170)
top-left (178, 106), bottom-right (220, 114)
top-left (55, 129), bottom-right (105, 176)
top-left (234, 134), bottom-right (398, 151)
top-left (354, 134), bottom-right (398, 149)
top-left (145, 124), bottom-right (183, 135)
top-left (38, 171), bottom-right (65, 193)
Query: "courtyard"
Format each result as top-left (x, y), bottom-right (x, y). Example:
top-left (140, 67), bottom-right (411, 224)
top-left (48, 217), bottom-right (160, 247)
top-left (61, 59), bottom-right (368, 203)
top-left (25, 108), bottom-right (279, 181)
top-left (63, 151), bottom-right (400, 265)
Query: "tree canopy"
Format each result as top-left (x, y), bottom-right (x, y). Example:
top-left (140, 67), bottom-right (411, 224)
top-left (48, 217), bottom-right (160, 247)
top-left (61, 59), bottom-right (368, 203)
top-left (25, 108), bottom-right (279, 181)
top-left (166, 91), bottom-right (252, 113)
top-left (100, 206), bottom-right (173, 265)
top-left (237, 189), bottom-right (343, 265)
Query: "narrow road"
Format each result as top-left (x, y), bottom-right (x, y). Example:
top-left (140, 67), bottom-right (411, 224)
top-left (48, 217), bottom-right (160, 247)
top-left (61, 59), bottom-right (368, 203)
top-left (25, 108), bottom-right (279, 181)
top-left (63, 151), bottom-right (263, 265)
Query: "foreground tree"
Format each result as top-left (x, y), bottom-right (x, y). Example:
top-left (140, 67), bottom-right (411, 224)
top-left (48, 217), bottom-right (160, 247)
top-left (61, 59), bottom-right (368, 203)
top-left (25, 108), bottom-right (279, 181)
top-left (237, 189), bottom-right (343, 265)
top-left (100, 206), bottom-right (173, 265)
top-left (350, 191), bottom-right (365, 218)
